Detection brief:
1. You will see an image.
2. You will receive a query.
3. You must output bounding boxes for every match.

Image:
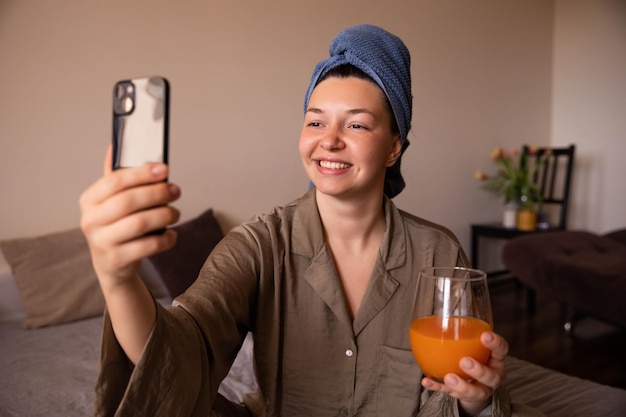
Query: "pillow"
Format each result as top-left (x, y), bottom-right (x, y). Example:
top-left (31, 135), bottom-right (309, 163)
top-left (0, 228), bottom-right (105, 329)
top-left (139, 258), bottom-right (170, 299)
top-left (148, 209), bottom-right (224, 298)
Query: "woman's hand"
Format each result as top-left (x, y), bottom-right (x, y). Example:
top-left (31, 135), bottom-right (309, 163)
top-left (79, 146), bottom-right (182, 364)
top-left (79, 146), bottom-right (181, 289)
top-left (421, 331), bottom-right (509, 416)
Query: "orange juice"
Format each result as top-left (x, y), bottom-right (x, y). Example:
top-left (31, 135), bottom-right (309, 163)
top-left (409, 315), bottom-right (492, 380)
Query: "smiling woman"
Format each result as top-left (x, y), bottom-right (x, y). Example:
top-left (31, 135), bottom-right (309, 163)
top-left (303, 27), bottom-right (413, 200)
top-left (80, 24), bottom-right (538, 417)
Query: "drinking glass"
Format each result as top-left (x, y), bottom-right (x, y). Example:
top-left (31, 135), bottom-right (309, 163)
top-left (409, 266), bottom-right (493, 381)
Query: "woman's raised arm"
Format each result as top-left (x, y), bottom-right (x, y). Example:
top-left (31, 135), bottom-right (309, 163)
top-left (79, 146), bottom-right (181, 363)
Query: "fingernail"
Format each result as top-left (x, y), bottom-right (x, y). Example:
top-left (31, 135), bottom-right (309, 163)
top-left (483, 332), bottom-right (494, 343)
top-left (445, 375), bottom-right (458, 387)
top-left (461, 358), bottom-right (474, 370)
top-left (169, 184), bottom-right (180, 196)
top-left (151, 164), bottom-right (166, 176)
top-left (422, 379), bottom-right (433, 389)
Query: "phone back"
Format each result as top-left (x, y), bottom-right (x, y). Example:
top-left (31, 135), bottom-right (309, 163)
top-left (112, 76), bottom-right (169, 169)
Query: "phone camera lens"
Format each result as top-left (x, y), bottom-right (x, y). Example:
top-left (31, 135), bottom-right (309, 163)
top-left (123, 97), bottom-right (133, 112)
top-left (115, 84), bottom-right (126, 99)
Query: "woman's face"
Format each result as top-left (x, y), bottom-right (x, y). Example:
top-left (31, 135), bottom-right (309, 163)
top-left (299, 76), bottom-right (401, 199)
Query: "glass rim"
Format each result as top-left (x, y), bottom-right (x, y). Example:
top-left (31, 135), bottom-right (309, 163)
top-left (419, 266), bottom-right (486, 281)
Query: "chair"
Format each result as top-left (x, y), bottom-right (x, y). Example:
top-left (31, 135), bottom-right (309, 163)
top-left (470, 144), bottom-right (576, 274)
top-left (522, 144), bottom-right (576, 230)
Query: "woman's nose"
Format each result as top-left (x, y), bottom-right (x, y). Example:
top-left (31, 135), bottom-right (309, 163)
top-left (320, 126), bottom-right (345, 151)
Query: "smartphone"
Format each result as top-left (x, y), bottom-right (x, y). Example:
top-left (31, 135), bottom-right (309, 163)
top-left (112, 76), bottom-right (170, 234)
top-left (112, 76), bottom-right (169, 170)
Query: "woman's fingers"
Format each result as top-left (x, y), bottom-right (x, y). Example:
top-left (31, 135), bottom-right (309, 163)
top-left (81, 176), bottom-right (180, 252)
top-left (104, 144), bottom-right (113, 175)
top-left (456, 332), bottom-right (507, 390)
top-left (421, 371), bottom-right (493, 415)
top-left (421, 373), bottom-right (491, 398)
top-left (90, 226), bottom-right (178, 273)
top-left (81, 162), bottom-right (169, 208)
top-left (478, 331), bottom-right (508, 386)
top-left (458, 357), bottom-right (502, 392)
top-left (82, 193), bottom-right (180, 281)
top-left (96, 181), bottom-right (180, 228)
top-left (80, 164), bottom-right (174, 231)
top-left (420, 331), bottom-right (509, 414)
top-left (483, 330), bottom-right (509, 362)
top-left (107, 205), bottom-right (181, 245)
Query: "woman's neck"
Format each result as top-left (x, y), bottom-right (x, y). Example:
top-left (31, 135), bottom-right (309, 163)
top-left (315, 189), bottom-right (386, 252)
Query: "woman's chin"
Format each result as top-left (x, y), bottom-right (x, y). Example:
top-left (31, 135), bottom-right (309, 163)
top-left (313, 183), bottom-right (347, 197)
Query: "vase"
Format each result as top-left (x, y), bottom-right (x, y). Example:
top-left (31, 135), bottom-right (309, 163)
top-left (502, 202), bottom-right (518, 229)
top-left (517, 209), bottom-right (536, 231)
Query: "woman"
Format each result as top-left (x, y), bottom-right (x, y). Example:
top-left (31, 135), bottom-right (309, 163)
top-left (80, 25), bottom-right (515, 416)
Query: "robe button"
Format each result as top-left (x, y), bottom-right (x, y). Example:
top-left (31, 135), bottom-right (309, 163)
top-left (345, 349), bottom-right (354, 357)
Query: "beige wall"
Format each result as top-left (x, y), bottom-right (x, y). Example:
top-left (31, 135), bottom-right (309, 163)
top-left (0, 0), bottom-right (562, 255)
top-left (552, 0), bottom-right (626, 233)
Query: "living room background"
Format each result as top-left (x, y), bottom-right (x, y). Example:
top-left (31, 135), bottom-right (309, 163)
top-left (0, 0), bottom-right (623, 256)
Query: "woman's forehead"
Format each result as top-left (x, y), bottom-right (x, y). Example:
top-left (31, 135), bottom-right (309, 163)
top-left (308, 76), bottom-right (388, 111)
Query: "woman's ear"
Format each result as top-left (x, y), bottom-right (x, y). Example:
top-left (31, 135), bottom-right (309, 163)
top-left (386, 136), bottom-right (402, 167)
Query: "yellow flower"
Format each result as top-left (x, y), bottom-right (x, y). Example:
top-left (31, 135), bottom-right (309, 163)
top-left (475, 171), bottom-right (488, 180)
top-left (489, 147), bottom-right (503, 161)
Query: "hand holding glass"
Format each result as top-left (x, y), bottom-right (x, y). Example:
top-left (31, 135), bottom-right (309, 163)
top-left (409, 267), bottom-right (493, 381)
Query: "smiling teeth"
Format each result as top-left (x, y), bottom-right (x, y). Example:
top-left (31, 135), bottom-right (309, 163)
top-left (320, 161), bottom-right (351, 169)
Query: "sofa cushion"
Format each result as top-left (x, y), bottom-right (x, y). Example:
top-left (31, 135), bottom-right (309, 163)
top-left (0, 228), bottom-right (105, 329)
top-left (148, 209), bottom-right (224, 298)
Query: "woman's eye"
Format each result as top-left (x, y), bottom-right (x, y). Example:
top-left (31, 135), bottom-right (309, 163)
top-left (307, 121), bottom-right (322, 127)
top-left (349, 123), bottom-right (366, 129)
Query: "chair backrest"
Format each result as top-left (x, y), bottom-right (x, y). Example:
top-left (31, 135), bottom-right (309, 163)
top-left (521, 144), bottom-right (575, 230)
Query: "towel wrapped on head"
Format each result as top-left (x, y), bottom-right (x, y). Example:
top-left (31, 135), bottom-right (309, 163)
top-left (304, 24), bottom-right (413, 198)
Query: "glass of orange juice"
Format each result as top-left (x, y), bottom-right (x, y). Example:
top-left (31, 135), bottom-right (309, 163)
top-left (409, 266), bottom-right (493, 381)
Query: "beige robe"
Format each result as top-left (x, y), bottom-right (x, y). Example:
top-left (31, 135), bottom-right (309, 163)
top-left (94, 189), bottom-right (513, 417)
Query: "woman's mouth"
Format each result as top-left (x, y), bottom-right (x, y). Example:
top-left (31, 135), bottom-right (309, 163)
top-left (318, 160), bottom-right (351, 169)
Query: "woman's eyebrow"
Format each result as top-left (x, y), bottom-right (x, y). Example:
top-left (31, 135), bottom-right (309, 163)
top-left (347, 108), bottom-right (374, 116)
top-left (305, 107), bottom-right (374, 116)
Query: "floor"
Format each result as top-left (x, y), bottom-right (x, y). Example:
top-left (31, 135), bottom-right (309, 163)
top-left (488, 276), bottom-right (626, 390)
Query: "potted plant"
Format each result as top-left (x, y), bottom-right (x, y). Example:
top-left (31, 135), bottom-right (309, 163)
top-left (475, 146), bottom-right (551, 231)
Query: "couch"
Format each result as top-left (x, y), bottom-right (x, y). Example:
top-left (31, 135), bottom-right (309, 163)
top-left (1, 210), bottom-right (625, 417)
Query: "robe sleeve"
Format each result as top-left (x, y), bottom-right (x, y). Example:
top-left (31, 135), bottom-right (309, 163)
top-left (94, 300), bottom-right (251, 417)
top-left (94, 228), bottom-right (262, 417)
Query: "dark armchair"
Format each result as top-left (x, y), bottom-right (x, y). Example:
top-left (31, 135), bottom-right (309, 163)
top-left (502, 228), bottom-right (626, 331)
